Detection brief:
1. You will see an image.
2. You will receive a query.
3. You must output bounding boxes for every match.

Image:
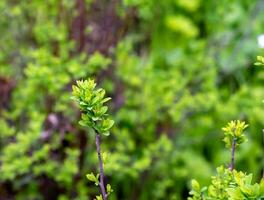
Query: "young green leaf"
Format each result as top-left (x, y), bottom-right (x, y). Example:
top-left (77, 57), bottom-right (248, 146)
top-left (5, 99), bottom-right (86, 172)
top-left (106, 184), bottom-right (113, 194)
top-left (86, 172), bottom-right (99, 185)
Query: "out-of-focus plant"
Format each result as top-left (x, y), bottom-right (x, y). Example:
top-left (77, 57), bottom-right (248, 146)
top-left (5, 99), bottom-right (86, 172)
top-left (254, 56), bottom-right (264, 66)
top-left (222, 120), bottom-right (248, 170)
top-left (254, 55), bottom-right (264, 179)
top-left (72, 79), bottom-right (114, 200)
top-left (188, 120), bottom-right (264, 200)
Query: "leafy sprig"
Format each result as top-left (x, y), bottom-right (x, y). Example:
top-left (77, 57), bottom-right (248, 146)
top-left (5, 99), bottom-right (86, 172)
top-left (188, 120), bottom-right (264, 200)
top-left (72, 79), bottom-right (114, 136)
top-left (72, 79), bottom-right (114, 200)
top-left (222, 120), bottom-right (248, 148)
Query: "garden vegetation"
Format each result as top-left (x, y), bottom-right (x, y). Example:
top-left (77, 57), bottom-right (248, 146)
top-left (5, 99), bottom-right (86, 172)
top-left (0, 0), bottom-right (264, 199)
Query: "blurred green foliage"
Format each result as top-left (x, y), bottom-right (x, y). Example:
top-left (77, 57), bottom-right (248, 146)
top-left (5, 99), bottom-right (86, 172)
top-left (0, 0), bottom-right (264, 199)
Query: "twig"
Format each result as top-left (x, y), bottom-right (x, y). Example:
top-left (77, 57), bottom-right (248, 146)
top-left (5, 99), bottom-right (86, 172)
top-left (230, 139), bottom-right (236, 171)
top-left (95, 131), bottom-right (107, 200)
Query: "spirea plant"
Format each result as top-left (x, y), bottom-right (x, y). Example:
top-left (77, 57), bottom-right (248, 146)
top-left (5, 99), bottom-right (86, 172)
top-left (72, 79), bottom-right (114, 200)
top-left (222, 120), bottom-right (248, 170)
top-left (188, 120), bottom-right (264, 200)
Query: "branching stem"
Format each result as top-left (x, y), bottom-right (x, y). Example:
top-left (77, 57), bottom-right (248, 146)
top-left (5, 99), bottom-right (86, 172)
top-left (95, 131), bottom-right (107, 200)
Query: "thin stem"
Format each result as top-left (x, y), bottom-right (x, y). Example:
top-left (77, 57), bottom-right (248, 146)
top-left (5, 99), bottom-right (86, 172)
top-left (262, 129), bottom-right (264, 179)
top-left (230, 138), bottom-right (236, 171)
top-left (95, 131), bottom-right (107, 200)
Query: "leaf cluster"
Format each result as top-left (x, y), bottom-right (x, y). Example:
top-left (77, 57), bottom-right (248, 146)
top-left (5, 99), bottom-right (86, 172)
top-left (86, 172), bottom-right (114, 200)
top-left (189, 166), bottom-right (264, 200)
top-left (222, 120), bottom-right (248, 148)
top-left (71, 79), bottom-right (114, 136)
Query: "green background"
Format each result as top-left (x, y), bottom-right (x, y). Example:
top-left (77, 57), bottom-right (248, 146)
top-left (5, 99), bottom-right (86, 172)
top-left (0, 0), bottom-right (263, 199)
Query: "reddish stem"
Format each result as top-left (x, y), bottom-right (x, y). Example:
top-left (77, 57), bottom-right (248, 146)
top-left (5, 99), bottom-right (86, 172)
top-left (95, 132), bottom-right (107, 200)
top-left (230, 139), bottom-right (236, 171)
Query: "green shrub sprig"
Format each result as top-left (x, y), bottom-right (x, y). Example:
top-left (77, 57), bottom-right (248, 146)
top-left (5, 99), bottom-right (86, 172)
top-left (188, 120), bottom-right (264, 200)
top-left (72, 79), bottom-right (114, 200)
top-left (222, 120), bottom-right (248, 170)
top-left (71, 79), bottom-right (114, 136)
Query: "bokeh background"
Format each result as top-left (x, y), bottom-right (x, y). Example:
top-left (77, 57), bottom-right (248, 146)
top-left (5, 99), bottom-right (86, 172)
top-left (0, 0), bottom-right (264, 199)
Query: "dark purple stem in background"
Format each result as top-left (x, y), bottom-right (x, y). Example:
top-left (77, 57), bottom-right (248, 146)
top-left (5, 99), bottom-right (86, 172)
top-left (230, 139), bottom-right (236, 171)
top-left (95, 132), bottom-right (107, 200)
